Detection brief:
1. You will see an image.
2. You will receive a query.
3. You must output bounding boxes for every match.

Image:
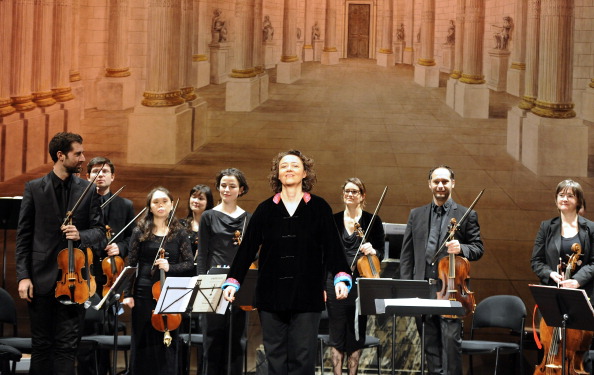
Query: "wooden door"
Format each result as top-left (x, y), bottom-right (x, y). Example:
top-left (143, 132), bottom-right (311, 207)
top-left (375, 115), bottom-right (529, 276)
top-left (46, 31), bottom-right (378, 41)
top-left (347, 4), bottom-right (370, 58)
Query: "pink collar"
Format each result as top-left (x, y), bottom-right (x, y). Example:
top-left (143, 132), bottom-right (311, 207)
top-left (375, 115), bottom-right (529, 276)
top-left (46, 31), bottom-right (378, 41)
top-left (273, 192), bottom-right (311, 204)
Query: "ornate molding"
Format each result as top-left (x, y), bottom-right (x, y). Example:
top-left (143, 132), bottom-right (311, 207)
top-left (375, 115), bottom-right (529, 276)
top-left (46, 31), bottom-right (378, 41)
top-left (518, 95), bottom-right (536, 110)
top-left (531, 99), bottom-right (576, 119)
top-left (450, 70), bottom-right (461, 79)
top-left (180, 86), bottom-right (197, 101)
top-left (105, 67), bottom-right (131, 77)
top-left (459, 73), bottom-right (485, 84)
top-left (141, 90), bottom-right (184, 107)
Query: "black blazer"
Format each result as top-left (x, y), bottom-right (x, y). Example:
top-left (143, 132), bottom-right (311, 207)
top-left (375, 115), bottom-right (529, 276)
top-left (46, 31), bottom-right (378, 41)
top-left (531, 216), bottom-right (594, 299)
top-left (16, 172), bottom-right (105, 296)
top-left (399, 199), bottom-right (484, 281)
top-left (103, 195), bottom-right (135, 258)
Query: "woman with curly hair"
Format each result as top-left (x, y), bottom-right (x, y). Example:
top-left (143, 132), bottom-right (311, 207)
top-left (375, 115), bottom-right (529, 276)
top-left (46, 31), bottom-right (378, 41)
top-left (122, 187), bottom-right (194, 375)
top-left (222, 150), bottom-right (352, 375)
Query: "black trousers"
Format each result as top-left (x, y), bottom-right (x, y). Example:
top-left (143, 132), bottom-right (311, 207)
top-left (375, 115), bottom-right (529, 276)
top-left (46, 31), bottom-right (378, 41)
top-left (415, 314), bottom-right (462, 375)
top-left (201, 307), bottom-right (246, 375)
top-left (259, 310), bottom-right (321, 375)
top-left (28, 294), bottom-right (85, 375)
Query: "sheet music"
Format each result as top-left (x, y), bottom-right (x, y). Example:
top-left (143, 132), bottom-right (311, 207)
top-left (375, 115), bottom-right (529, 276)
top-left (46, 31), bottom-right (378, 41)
top-left (383, 298), bottom-right (458, 307)
top-left (154, 274), bottom-right (229, 314)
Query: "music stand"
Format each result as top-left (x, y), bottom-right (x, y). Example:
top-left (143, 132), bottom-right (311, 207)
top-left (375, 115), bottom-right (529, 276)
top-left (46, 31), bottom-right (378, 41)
top-left (231, 269), bottom-right (257, 375)
top-left (0, 197), bottom-right (21, 289)
top-left (529, 284), bottom-right (594, 374)
top-left (357, 279), bottom-right (431, 375)
top-left (93, 266), bottom-right (137, 375)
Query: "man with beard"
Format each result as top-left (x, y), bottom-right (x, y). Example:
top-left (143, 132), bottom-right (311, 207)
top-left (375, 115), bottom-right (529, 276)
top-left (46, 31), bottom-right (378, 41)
top-left (16, 132), bottom-right (105, 375)
top-left (399, 165), bottom-right (484, 375)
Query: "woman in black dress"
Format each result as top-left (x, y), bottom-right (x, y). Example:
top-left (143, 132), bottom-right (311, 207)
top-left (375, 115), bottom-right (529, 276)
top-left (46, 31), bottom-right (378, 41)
top-left (196, 168), bottom-right (251, 375)
top-left (122, 187), bottom-right (194, 375)
top-left (326, 177), bottom-right (384, 375)
top-left (180, 184), bottom-right (214, 268)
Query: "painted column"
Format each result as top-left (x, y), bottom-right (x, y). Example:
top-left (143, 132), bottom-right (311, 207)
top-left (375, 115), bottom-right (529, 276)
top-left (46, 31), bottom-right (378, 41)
top-left (414, 0), bottom-right (438, 87)
top-left (180, 0), bottom-right (196, 101)
top-left (303, 0), bottom-right (314, 61)
top-left (193, 0), bottom-right (210, 88)
top-left (52, 0), bottom-right (75, 102)
top-left (253, 0), bottom-right (269, 104)
top-left (31, 0), bottom-right (56, 108)
top-left (377, 0), bottom-right (394, 67)
top-left (506, 0), bottom-right (527, 97)
top-left (0, 0), bottom-right (15, 117)
top-left (69, 0), bottom-right (81, 82)
top-left (141, 0), bottom-right (183, 107)
top-left (518, 0), bottom-right (540, 110)
top-left (321, 0), bottom-right (339, 65)
top-left (403, 0), bottom-right (414, 64)
top-left (277, 0), bottom-right (301, 83)
top-left (454, 0), bottom-right (489, 118)
top-left (451, 0), bottom-right (465, 79)
top-left (11, 0), bottom-right (36, 111)
top-left (521, 0), bottom-right (587, 176)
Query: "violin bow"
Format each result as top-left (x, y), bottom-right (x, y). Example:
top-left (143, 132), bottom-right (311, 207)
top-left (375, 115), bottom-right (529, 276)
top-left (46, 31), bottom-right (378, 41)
top-left (151, 198), bottom-right (180, 270)
top-left (107, 207), bottom-right (147, 245)
top-left (350, 186), bottom-right (388, 271)
top-left (62, 162), bottom-right (106, 226)
top-left (430, 188), bottom-right (485, 265)
top-left (100, 185), bottom-right (126, 209)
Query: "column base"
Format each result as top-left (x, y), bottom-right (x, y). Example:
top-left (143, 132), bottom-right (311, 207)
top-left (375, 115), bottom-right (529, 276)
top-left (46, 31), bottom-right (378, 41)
top-left (313, 40), bottom-right (324, 61)
top-left (446, 77), bottom-right (457, 109)
top-left (196, 60), bottom-right (211, 89)
top-left (414, 64), bottom-right (439, 88)
top-left (321, 50), bottom-right (339, 65)
top-left (454, 82), bottom-right (489, 119)
top-left (0, 111), bottom-right (25, 181)
top-left (264, 41), bottom-right (280, 69)
top-left (210, 42), bottom-right (231, 84)
top-left (393, 41), bottom-right (404, 64)
top-left (302, 46), bottom-right (314, 62)
top-left (582, 86), bottom-right (594, 123)
top-left (187, 96), bottom-right (208, 151)
top-left (226, 75), bottom-right (260, 112)
top-left (487, 49), bottom-right (511, 92)
top-left (440, 44), bottom-right (454, 73)
top-left (96, 76), bottom-right (136, 110)
top-left (259, 72), bottom-right (269, 104)
top-left (276, 61), bottom-right (301, 84)
top-left (376, 51), bottom-right (395, 67)
top-left (522, 113), bottom-right (588, 176)
top-left (403, 47), bottom-right (414, 65)
top-left (506, 66), bottom-right (525, 97)
top-left (507, 106), bottom-right (529, 161)
top-left (127, 103), bottom-right (193, 164)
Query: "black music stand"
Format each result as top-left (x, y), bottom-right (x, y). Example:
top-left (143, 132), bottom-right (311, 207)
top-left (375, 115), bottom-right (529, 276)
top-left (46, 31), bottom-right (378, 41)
top-left (357, 279), bottom-right (431, 375)
top-left (529, 284), bottom-right (594, 374)
top-left (93, 266), bottom-right (137, 375)
top-left (0, 197), bottom-right (21, 289)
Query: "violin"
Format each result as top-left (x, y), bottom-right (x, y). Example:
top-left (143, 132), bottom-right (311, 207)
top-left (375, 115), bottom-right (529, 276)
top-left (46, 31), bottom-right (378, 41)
top-left (534, 243), bottom-right (593, 375)
top-left (435, 217), bottom-right (475, 318)
top-left (233, 230), bottom-right (242, 245)
top-left (101, 225), bottom-right (125, 298)
top-left (151, 249), bottom-right (182, 347)
top-left (55, 216), bottom-right (94, 304)
top-left (354, 223), bottom-right (381, 278)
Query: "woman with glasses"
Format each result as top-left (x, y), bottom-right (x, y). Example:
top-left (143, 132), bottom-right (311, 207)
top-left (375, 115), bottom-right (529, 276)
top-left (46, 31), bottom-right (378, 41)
top-left (326, 177), bottom-right (385, 375)
top-left (196, 168), bottom-right (251, 375)
top-left (531, 179), bottom-right (594, 293)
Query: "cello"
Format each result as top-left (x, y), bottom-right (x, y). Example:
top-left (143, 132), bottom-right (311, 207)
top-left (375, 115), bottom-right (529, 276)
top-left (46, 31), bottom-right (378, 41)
top-left (351, 186), bottom-right (388, 279)
top-left (534, 243), bottom-right (593, 375)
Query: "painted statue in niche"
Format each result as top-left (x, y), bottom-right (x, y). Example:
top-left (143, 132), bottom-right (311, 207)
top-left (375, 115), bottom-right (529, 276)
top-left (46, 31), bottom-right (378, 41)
top-left (211, 9), bottom-right (227, 43)
top-left (396, 23), bottom-right (405, 42)
top-left (263, 15), bottom-right (274, 41)
top-left (446, 20), bottom-right (455, 45)
top-left (296, 27), bottom-right (302, 40)
top-left (312, 21), bottom-right (321, 42)
top-left (492, 16), bottom-right (512, 50)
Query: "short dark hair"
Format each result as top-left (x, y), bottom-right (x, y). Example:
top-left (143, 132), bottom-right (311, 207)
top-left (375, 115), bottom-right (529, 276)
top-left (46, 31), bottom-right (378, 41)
top-left (428, 165), bottom-right (455, 180)
top-left (87, 156), bottom-right (115, 174)
top-left (186, 184), bottom-right (215, 219)
top-left (48, 132), bottom-right (83, 163)
top-left (556, 179), bottom-right (585, 213)
top-left (215, 168), bottom-right (249, 197)
top-left (269, 150), bottom-right (316, 193)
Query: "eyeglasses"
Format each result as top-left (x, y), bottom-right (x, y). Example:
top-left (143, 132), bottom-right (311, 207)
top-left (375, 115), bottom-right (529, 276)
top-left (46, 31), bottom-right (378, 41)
top-left (344, 190), bottom-right (360, 196)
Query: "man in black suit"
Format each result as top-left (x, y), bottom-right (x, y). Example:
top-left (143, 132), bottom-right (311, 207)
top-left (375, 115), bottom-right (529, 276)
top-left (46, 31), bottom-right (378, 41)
top-left (399, 165), bottom-right (484, 375)
top-left (86, 156), bottom-right (135, 288)
top-left (16, 132), bottom-right (105, 375)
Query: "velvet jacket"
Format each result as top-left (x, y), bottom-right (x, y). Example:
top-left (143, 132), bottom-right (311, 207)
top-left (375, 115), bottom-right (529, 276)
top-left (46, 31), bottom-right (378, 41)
top-left (226, 193), bottom-right (351, 312)
top-left (531, 215), bottom-right (594, 299)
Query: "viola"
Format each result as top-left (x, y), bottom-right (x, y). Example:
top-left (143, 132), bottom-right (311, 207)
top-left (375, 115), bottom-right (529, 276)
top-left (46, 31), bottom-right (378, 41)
top-left (534, 243), bottom-right (593, 375)
top-left (435, 218), bottom-right (475, 318)
top-left (354, 223), bottom-right (381, 278)
top-left (101, 225), bottom-right (125, 298)
top-left (233, 230), bottom-right (242, 246)
top-left (151, 249), bottom-right (182, 347)
top-left (55, 216), bottom-right (95, 304)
